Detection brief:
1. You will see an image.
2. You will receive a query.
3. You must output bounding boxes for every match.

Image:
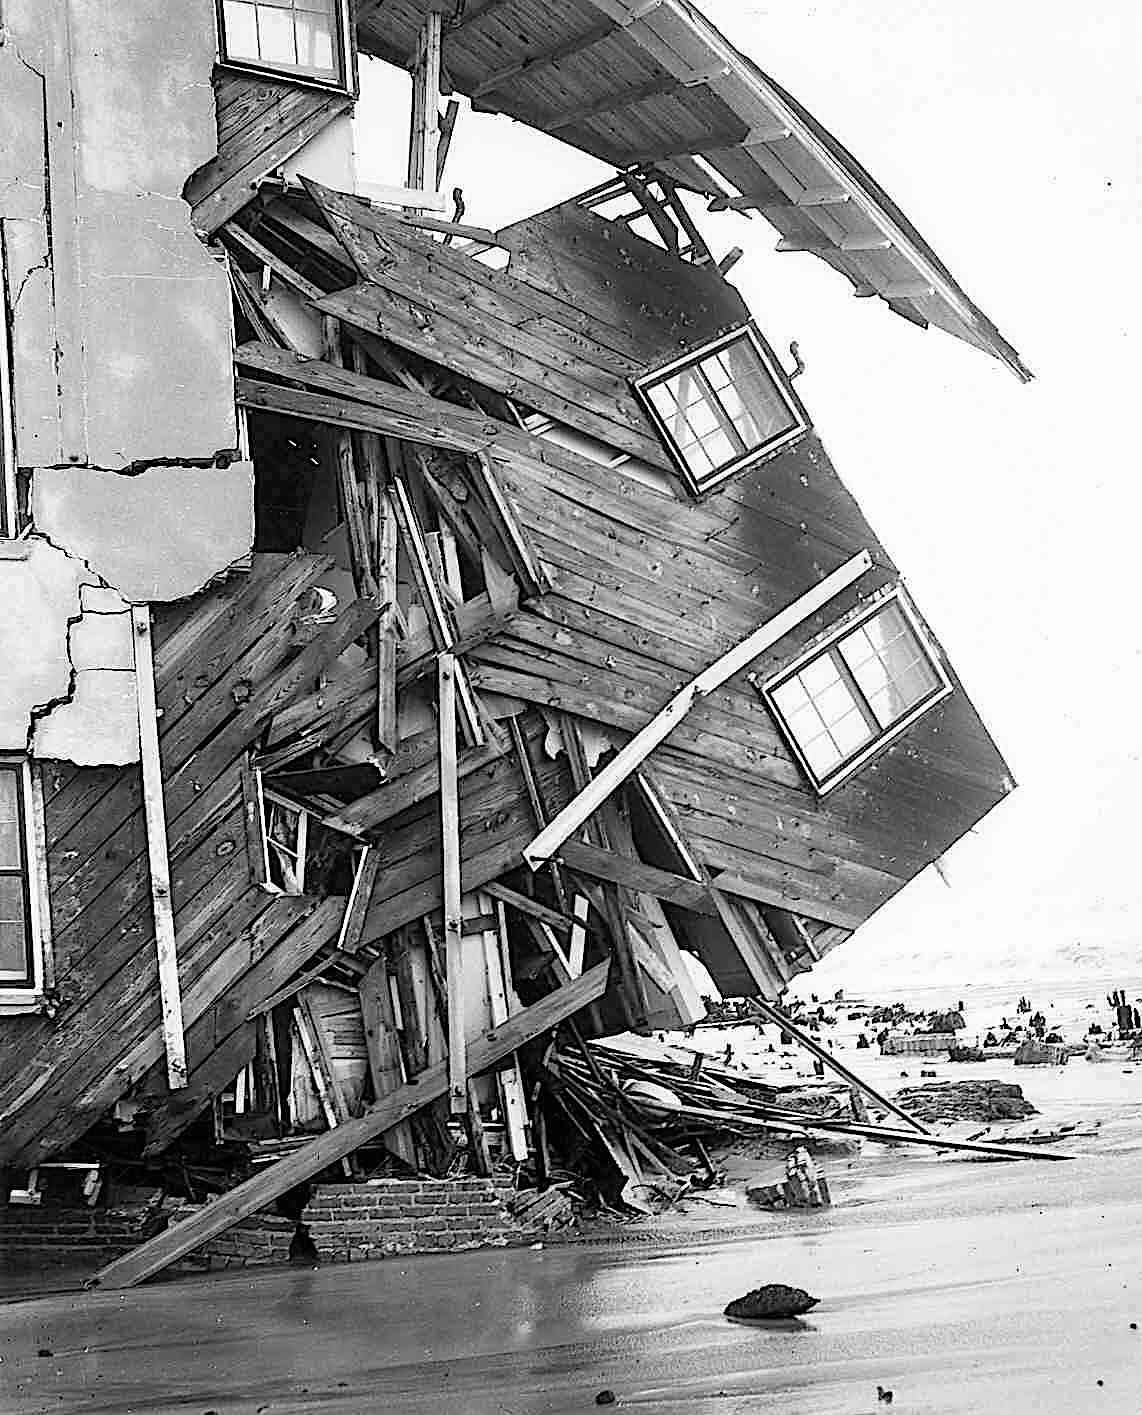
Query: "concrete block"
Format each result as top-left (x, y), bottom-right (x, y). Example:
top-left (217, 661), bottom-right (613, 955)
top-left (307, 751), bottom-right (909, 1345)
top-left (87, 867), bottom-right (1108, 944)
top-left (34, 669), bottom-right (140, 765)
top-left (34, 460), bottom-right (255, 603)
top-left (0, 537), bottom-right (91, 750)
top-left (80, 585), bottom-right (131, 615)
top-left (69, 610), bottom-right (134, 670)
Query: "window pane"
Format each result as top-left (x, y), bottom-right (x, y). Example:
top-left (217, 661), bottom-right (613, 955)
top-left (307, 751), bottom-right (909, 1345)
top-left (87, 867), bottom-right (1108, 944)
top-left (801, 731), bottom-right (844, 777)
top-left (295, 11), bottom-right (334, 71)
top-left (710, 337), bottom-right (798, 447)
top-left (256, 4), bottom-right (298, 65)
top-left (0, 921), bottom-right (30, 981)
top-left (643, 330), bottom-right (807, 488)
top-left (0, 874), bottom-right (28, 924)
top-left (840, 605), bottom-right (941, 728)
top-left (222, 0), bottom-right (260, 60)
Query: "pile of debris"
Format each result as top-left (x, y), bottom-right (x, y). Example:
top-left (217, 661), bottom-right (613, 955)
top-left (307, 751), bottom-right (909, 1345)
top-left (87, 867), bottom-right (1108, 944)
top-left (893, 1080), bottom-right (1037, 1124)
top-left (534, 1039), bottom-right (1066, 1216)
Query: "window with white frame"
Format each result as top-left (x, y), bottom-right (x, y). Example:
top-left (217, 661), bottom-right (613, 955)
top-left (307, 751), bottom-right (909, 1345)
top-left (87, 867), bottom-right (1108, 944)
top-left (634, 326), bottom-right (809, 494)
top-left (0, 759), bottom-right (47, 1000)
top-left (762, 592), bottom-right (951, 792)
top-left (217, 0), bottom-right (351, 87)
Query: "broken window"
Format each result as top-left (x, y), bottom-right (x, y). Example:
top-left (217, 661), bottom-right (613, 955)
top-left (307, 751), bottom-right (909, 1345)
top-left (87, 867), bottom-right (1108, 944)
top-left (761, 593), bottom-right (951, 791)
top-left (217, 0), bottom-right (351, 87)
top-left (634, 326), bottom-right (809, 495)
top-left (0, 758), bottom-right (46, 1002)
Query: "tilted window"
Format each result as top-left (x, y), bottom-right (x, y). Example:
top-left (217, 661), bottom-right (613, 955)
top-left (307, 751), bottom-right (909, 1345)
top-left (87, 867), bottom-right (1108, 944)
top-left (0, 759), bottom-right (46, 1001)
top-left (218, 0), bottom-right (351, 87)
top-left (634, 326), bottom-right (809, 494)
top-left (762, 592), bottom-right (951, 792)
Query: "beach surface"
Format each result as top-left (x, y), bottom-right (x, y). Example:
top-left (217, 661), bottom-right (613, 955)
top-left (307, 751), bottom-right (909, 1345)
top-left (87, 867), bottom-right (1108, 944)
top-left (2, 1054), bottom-right (1141, 1414)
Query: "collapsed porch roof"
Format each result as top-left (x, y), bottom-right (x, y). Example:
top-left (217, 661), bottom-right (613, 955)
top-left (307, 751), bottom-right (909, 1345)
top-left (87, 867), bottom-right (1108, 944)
top-left (356, 0), bottom-right (1031, 381)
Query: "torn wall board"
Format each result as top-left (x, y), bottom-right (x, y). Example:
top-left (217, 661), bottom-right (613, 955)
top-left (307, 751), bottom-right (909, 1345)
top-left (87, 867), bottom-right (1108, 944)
top-left (33, 669), bottom-right (141, 767)
top-left (0, 538), bottom-right (92, 750)
top-left (33, 461), bottom-right (255, 603)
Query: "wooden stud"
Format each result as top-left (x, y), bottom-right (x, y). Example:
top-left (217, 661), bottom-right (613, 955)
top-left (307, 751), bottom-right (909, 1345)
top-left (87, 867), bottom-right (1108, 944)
top-left (131, 606), bottom-right (187, 1091)
top-left (438, 653), bottom-right (467, 1113)
top-left (478, 891), bottom-right (529, 1162)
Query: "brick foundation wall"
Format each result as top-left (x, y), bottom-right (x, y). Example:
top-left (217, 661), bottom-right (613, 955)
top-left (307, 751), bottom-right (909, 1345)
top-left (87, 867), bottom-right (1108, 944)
top-left (180, 1178), bottom-right (523, 1272)
top-left (0, 1205), bottom-right (164, 1267)
top-left (1, 1178), bottom-right (528, 1276)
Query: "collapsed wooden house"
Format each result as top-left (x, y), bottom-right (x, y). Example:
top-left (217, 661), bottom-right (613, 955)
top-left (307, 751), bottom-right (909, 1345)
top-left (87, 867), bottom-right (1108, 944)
top-left (0, 0), bottom-right (1025, 1282)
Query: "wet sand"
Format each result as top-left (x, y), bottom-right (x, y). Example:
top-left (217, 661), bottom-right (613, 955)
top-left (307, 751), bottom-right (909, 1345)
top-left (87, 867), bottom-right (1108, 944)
top-left (2, 1072), bottom-right (1140, 1415)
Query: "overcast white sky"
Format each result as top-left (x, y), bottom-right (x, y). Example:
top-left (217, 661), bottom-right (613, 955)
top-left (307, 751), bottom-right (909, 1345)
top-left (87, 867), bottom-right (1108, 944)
top-left (355, 2), bottom-right (1141, 986)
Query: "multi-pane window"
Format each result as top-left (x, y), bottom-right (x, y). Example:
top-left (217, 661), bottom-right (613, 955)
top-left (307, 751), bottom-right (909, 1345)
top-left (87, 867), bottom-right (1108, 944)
top-left (635, 326), bottom-right (809, 494)
top-left (0, 762), bottom-right (36, 992)
top-left (763, 594), bottom-right (951, 791)
top-left (218, 0), bottom-right (349, 86)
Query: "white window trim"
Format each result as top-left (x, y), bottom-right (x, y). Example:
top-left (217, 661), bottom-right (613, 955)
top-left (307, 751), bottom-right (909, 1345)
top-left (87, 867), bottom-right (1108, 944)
top-left (633, 323), bottom-right (810, 495)
top-left (758, 586), bottom-right (953, 794)
top-left (0, 758), bottom-right (53, 1013)
top-left (0, 231), bottom-right (19, 538)
top-left (215, 0), bottom-right (356, 94)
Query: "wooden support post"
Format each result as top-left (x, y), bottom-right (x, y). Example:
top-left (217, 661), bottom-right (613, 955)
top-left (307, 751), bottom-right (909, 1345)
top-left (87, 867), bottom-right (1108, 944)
top-left (407, 10), bottom-right (444, 207)
top-left (321, 318), bottom-right (377, 599)
top-left (436, 98), bottom-right (460, 187)
top-left (438, 652), bottom-right (467, 1113)
top-left (132, 606), bottom-right (187, 1090)
top-left (359, 956), bottom-right (417, 1165)
top-left (92, 961), bottom-right (611, 1288)
top-left (562, 718), bottom-right (648, 1030)
top-left (480, 892), bottom-right (530, 1162)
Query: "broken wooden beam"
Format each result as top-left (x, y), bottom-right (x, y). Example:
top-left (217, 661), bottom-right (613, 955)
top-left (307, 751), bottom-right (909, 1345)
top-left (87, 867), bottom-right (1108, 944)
top-left (90, 961), bottom-right (611, 1289)
top-left (556, 839), bottom-right (718, 916)
top-left (131, 605), bottom-right (187, 1090)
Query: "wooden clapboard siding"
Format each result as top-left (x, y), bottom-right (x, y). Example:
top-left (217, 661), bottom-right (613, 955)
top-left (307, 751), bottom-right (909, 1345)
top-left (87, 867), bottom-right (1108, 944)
top-left (0, 554), bottom-right (376, 1169)
top-left (494, 201), bottom-right (747, 361)
top-left (359, 711), bottom-right (573, 945)
top-left (303, 182), bottom-right (743, 465)
top-left (185, 72), bottom-right (353, 234)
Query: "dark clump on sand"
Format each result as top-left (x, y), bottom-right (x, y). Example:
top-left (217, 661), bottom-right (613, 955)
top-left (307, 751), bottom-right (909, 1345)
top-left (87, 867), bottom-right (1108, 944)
top-left (894, 1079), bottom-right (1037, 1123)
top-left (724, 1284), bottom-right (819, 1320)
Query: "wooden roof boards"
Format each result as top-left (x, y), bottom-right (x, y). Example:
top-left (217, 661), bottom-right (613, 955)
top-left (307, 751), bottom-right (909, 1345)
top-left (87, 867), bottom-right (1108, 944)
top-left (356, 0), bottom-right (1030, 379)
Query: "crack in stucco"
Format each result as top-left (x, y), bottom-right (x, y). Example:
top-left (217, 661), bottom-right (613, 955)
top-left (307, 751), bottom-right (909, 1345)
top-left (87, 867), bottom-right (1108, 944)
top-left (40, 450), bottom-right (241, 475)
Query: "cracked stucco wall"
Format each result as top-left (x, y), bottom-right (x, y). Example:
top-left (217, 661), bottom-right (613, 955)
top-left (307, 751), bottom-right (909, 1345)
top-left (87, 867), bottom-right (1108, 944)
top-left (0, 1), bottom-right (256, 763)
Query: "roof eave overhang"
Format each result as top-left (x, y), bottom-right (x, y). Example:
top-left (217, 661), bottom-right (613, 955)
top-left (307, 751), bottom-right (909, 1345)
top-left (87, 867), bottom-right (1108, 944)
top-left (356, 0), bottom-right (1030, 381)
